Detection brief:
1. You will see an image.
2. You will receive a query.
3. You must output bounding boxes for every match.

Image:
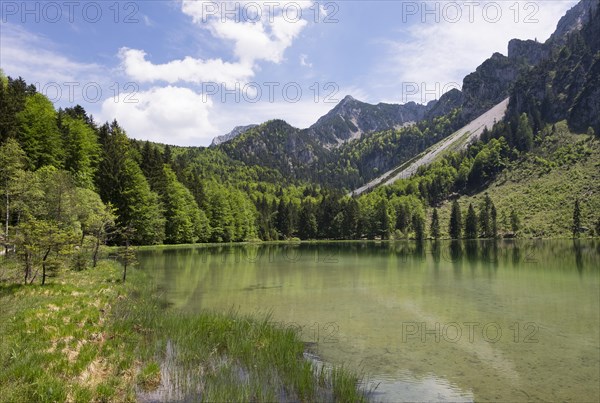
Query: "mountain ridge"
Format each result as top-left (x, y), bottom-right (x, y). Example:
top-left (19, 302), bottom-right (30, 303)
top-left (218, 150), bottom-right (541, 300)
top-left (210, 95), bottom-right (435, 147)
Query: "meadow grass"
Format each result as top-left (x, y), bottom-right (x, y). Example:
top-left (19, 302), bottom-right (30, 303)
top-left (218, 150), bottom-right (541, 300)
top-left (0, 259), bottom-right (367, 402)
top-left (437, 122), bottom-right (600, 238)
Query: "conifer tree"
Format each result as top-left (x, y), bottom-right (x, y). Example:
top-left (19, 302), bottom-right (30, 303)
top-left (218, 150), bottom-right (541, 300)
top-left (449, 200), bottom-right (462, 239)
top-left (465, 203), bottom-right (478, 239)
top-left (430, 208), bottom-right (441, 239)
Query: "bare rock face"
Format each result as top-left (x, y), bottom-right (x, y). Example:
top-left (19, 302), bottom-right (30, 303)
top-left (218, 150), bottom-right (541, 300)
top-left (508, 0), bottom-right (600, 134)
top-left (508, 39), bottom-right (550, 66)
top-left (460, 53), bottom-right (521, 122)
top-left (425, 88), bottom-right (463, 120)
top-left (211, 124), bottom-right (258, 146)
top-left (548, 0), bottom-right (598, 45)
top-left (307, 95), bottom-right (433, 146)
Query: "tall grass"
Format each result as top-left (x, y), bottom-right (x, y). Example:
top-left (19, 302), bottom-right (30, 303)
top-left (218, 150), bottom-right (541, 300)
top-left (0, 260), bottom-right (368, 402)
top-left (120, 280), bottom-right (367, 402)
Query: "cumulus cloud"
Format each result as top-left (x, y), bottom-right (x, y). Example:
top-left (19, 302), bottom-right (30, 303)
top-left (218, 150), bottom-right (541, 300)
top-left (376, 0), bottom-right (579, 103)
top-left (109, 1), bottom-right (317, 144)
top-left (182, 1), bottom-right (313, 65)
top-left (121, 1), bottom-right (315, 87)
top-left (98, 86), bottom-right (217, 145)
top-left (118, 48), bottom-right (254, 86)
top-left (97, 84), bottom-right (342, 146)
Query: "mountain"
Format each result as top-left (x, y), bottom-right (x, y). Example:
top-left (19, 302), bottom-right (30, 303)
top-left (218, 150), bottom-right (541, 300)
top-left (216, 0), bottom-right (599, 193)
top-left (211, 124), bottom-right (258, 146)
top-left (218, 120), bottom-right (327, 181)
top-left (215, 95), bottom-right (435, 149)
top-left (509, 0), bottom-right (600, 134)
top-left (549, 0), bottom-right (598, 44)
top-left (426, 1), bottom-right (599, 128)
top-left (425, 88), bottom-right (463, 119)
top-left (306, 95), bottom-right (434, 146)
top-left (215, 95), bottom-right (439, 184)
top-left (436, 121), bottom-right (600, 238)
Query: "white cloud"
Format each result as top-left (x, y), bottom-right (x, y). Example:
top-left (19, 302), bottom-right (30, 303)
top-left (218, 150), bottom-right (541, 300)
top-left (180, 0), bottom-right (312, 65)
top-left (105, 0), bottom-right (319, 145)
top-left (98, 86), bottom-right (217, 145)
top-left (118, 48), bottom-right (254, 86)
top-left (300, 53), bottom-right (312, 68)
top-left (376, 0), bottom-right (579, 103)
top-left (97, 84), bottom-right (343, 146)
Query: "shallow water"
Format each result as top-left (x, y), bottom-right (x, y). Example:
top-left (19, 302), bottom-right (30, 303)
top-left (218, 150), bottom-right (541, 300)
top-left (139, 240), bottom-right (600, 402)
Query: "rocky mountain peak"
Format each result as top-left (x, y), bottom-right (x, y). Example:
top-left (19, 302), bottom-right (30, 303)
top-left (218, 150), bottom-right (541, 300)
top-left (507, 39), bottom-right (550, 66)
top-left (307, 96), bottom-right (432, 145)
top-left (211, 124), bottom-right (258, 146)
top-left (549, 0), bottom-right (598, 45)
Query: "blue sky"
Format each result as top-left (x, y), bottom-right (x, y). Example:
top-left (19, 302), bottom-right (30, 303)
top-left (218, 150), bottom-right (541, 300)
top-left (0, 0), bottom-right (578, 146)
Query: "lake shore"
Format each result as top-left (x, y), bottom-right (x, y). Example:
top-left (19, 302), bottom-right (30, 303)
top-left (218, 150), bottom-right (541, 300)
top-left (0, 260), bottom-right (366, 402)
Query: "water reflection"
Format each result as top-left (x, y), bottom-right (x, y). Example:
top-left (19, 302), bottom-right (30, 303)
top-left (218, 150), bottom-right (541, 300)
top-left (573, 239), bottom-right (584, 274)
top-left (139, 240), bottom-right (600, 402)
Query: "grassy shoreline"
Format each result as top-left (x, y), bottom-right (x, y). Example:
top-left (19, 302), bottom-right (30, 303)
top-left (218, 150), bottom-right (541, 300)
top-left (134, 235), bottom-right (599, 252)
top-left (0, 260), bottom-right (366, 402)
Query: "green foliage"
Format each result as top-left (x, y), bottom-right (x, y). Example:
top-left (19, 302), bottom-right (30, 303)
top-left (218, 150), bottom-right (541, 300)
top-left (430, 208), bottom-right (441, 239)
top-left (298, 200), bottom-right (318, 240)
top-left (158, 165), bottom-right (209, 244)
top-left (412, 212), bottom-right (425, 240)
top-left (572, 199), bottom-right (581, 238)
top-left (436, 122), bottom-right (600, 238)
top-left (70, 249), bottom-right (89, 271)
top-left (0, 76), bottom-right (36, 142)
top-left (96, 121), bottom-right (165, 245)
top-left (510, 209), bottom-right (521, 234)
top-left (478, 193), bottom-right (497, 238)
top-left (58, 112), bottom-right (100, 189)
top-left (515, 113), bottom-right (534, 152)
top-left (0, 139), bottom-right (27, 251)
top-left (3, 70), bottom-right (598, 246)
top-left (275, 198), bottom-right (294, 239)
top-left (8, 167), bottom-right (107, 284)
top-left (465, 203), bottom-right (478, 239)
top-left (201, 181), bottom-right (257, 242)
top-left (449, 200), bottom-right (462, 239)
top-left (468, 138), bottom-right (510, 187)
top-left (16, 93), bottom-right (63, 169)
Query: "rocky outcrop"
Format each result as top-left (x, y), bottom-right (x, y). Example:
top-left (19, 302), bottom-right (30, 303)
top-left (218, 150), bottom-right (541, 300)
top-left (211, 124), bottom-right (258, 146)
top-left (507, 39), bottom-right (550, 66)
top-left (425, 88), bottom-right (463, 120)
top-left (307, 95), bottom-right (432, 146)
top-left (508, 0), bottom-right (600, 134)
top-left (460, 53), bottom-right (521, 121)
top-left (548, 0), bottom-right (598, 45)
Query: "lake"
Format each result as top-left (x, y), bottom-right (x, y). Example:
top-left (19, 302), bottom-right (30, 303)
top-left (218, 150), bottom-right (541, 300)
top-left (139, 240), bottom-right (600, 402)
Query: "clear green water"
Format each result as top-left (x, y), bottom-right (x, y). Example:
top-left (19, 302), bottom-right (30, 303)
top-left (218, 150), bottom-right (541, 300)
top-left (139, 240), bottom-right (600, 402)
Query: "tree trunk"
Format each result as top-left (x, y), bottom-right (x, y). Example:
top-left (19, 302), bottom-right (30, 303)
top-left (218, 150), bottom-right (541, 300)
top-left (92, 235), bottom-right (100, 268)
top-left (122, 239), bottom-right (129, 282)
top-left (24, 252), bottom-right (30, 283)
top-left (4, 188), bottom-right (9, 256)
top-left (41, 247), bottom-right (51, 286)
